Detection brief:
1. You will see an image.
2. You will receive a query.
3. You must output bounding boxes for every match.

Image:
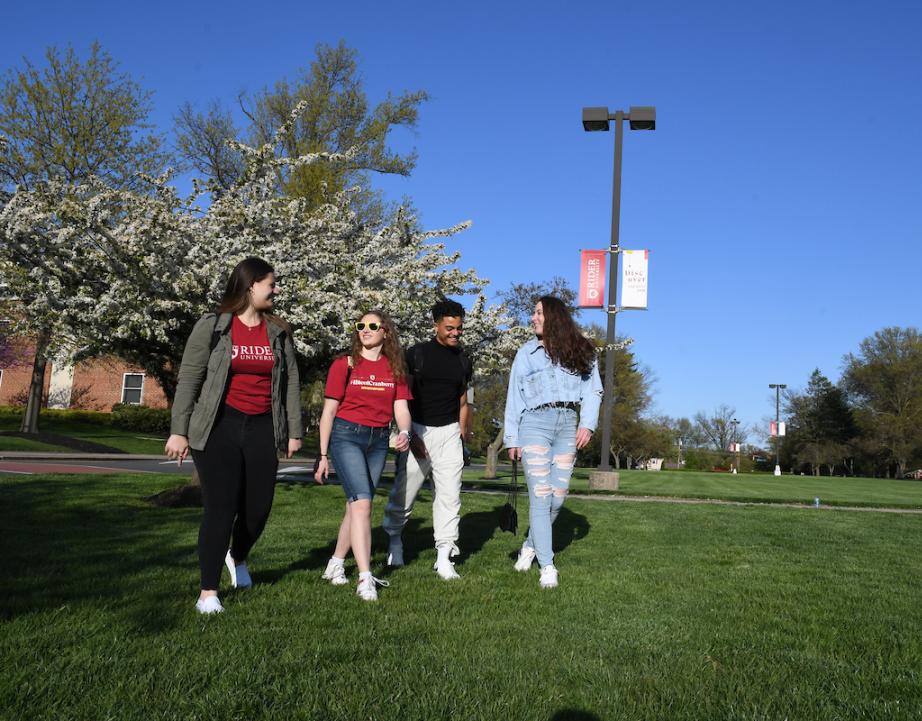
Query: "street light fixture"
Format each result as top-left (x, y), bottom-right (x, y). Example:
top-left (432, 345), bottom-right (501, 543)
top-left (769, 383), bottom-right (787, 476)
top-left (582, 105), bottom-right (656, 476)
top-left (731, 418), bottom-right (740, 473)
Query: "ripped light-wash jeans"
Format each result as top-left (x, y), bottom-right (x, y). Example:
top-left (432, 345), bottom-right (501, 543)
top-left (519, 407), bottom-right (577, 568)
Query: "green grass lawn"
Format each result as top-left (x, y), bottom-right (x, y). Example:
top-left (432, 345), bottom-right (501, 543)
top-left (2, 473), bottom-right (920, 720)
top-left (0, 434), bottom-right (74, 453)
top-left (0, 413), bottom-right (320, 457)
top-left (466, 467), bottom-right (922, 509)
top-left (0, 412), bottom-right (166, 454)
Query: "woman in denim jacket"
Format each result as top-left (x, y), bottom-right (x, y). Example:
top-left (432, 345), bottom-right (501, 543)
top-left (504, 296), bottom-right (602, 588)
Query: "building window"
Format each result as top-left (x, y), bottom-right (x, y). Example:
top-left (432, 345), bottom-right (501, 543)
top-left (121, 373), bottom-right (144, 405)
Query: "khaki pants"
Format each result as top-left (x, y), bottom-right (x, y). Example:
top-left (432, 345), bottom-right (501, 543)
top-left (383, 421), bottom-right (463, 550)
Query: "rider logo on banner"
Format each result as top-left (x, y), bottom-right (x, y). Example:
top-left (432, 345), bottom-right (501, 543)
top-left (578, 250), bottom-right (606, 308)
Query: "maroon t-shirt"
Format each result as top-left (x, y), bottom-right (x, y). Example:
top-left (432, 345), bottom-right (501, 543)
top-left (225, 315), bottom-right (274, 415)
top-left (324, 355), bottom-right (412, 428)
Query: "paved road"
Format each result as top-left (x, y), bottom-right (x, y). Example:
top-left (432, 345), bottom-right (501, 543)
top-left (0, 455), bottom-right (322, 478)
top-left (0, 453), bottom-right (486, 479)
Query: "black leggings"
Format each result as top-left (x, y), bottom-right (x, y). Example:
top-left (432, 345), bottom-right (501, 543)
top-left (192, 405), bottom-right (279, 590)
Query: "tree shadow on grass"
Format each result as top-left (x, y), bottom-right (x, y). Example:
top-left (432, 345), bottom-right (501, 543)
top-left (550, 710), bottom-right (601, 721)
top-left (0, 476), bottom-right (199, 633)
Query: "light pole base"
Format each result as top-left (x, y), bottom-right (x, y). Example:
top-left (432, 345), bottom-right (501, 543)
top-left (774, 465), bottom-right (782, 476)
top-left (589, 471), bottom-right (620, 491)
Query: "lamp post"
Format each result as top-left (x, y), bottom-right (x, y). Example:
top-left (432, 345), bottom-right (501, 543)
top-left (582, 105), bottom-right (656, 476)
top-left (769, 383), bottom-right (787, 476)
top-left (731, 418), bottom-right (740, 473)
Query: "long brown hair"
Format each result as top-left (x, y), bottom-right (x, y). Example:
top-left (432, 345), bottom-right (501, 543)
top-left (349, 309), bottom-right (407, 381)
top-left (216, 257), bottom-right (289, 332)
top-left (538, 295), bottom-right (595, 376)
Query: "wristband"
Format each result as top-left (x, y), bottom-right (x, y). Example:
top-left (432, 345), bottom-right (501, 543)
top-left (398, 430), bottom-right (411, 437)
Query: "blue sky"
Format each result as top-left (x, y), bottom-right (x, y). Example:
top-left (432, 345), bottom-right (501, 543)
top-left (4, 0), bottom-right (921, 440)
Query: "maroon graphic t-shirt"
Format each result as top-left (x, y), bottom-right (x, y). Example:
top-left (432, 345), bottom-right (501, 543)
top-left (324, 355), bottom-right (412, 428)
top-left (225, 315), bottom-right (274, 415)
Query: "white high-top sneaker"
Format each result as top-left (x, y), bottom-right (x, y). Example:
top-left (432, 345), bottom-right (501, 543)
top-left (433, 545), bottom-right (460, 580)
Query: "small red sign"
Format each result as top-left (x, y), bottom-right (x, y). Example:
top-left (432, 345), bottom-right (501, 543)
top-left (579, 250), bottom-right (607, 308)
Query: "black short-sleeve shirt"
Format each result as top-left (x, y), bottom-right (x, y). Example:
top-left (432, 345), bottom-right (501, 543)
top-left (407, 340), bottom-right (472, 427)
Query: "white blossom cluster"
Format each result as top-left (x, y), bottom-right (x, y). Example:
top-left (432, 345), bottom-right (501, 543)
top-left (0, 106), bottom-right (523, 385)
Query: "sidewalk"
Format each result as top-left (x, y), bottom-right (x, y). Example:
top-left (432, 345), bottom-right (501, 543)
top-left (0, 450), bottom-right (316, 465)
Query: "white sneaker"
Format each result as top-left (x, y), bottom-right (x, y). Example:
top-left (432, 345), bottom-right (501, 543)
top-left (433, 546), bottom-right (460, 580)
top-left (539, 565), bottom-right (559, 589)
top-left (224, 550), bottom-right (253, 588)
top-left (434, 559), bottom-right (460, 580)
top-left (356, 574), bottom-right (389, 601)
top-left (387, 538), bottom-right (405, 567)
top-left (195, 596), bottom-right (224, 614)
top-left (322, 558), bottom-right (348, 586)
top-left (514, 544), bottom-right (536, 572)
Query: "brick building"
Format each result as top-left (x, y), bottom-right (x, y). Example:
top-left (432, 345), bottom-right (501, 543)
top-left (0, 335), bottom-right (168, 410)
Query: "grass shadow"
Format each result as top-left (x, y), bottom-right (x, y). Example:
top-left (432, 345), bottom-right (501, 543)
top-left (508, 505), bottom-right (591, 561)
top-left (0, 475), bottom-right (197, 632)
top-left (457, 505), bottom-right (505, 564)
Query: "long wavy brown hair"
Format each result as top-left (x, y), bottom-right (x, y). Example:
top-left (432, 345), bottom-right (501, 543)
top-left (349, 309), bottom-right (407, 381)
top-left (216, 256), bottom-right (290, 332)
top-left (538, 295), bottom-right (595, 376)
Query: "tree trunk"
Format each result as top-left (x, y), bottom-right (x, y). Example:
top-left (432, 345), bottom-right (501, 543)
top-left (483, 425), bottom-right (504, 480)
top-left (610, 445), bottom-right (621, 470)
top-left (20, 328), bottom-right (51, 434)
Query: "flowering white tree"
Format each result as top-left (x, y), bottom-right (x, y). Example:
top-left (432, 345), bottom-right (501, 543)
top-left (1, 101), bottom-right (521, 430)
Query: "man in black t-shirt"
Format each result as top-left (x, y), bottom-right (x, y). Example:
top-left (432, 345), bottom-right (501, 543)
top-left (383, 300), bottom-right (473, 579)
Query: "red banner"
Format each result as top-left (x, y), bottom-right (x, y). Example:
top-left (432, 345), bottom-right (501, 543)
top-left (579, 250), bottom-right (606, 308)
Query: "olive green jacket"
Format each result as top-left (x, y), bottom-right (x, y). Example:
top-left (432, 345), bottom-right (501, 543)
top-left (170, 313), bottom-right (303, 451)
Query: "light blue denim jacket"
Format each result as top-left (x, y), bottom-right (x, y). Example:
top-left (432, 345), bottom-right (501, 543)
top-left (503, 338), bottom-right (603, 448)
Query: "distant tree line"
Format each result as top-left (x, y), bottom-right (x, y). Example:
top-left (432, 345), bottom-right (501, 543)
top-left (777, 327), bottom-right (922, 478)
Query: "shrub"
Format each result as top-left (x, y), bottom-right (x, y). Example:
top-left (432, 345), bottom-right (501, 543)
top-left (0, 406), bottom-right (112, 425)
top-left (110, 404), bottom-right (171, 434)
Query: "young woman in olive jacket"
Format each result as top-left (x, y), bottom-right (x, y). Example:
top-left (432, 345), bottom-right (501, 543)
top-left (165, 257), bottom-right (303, 614)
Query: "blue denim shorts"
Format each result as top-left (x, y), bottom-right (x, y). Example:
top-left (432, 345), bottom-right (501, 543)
top-left (329, 417), bottom-right (390, 502)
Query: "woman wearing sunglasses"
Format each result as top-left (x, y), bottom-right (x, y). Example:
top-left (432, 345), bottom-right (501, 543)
top-left (315, 311), bottom-right (412, 601)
